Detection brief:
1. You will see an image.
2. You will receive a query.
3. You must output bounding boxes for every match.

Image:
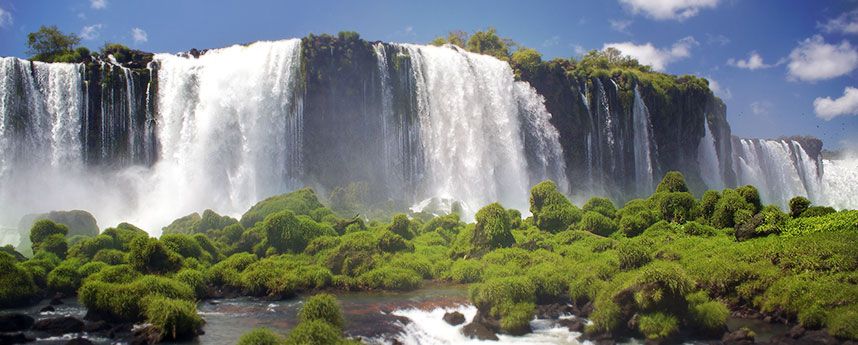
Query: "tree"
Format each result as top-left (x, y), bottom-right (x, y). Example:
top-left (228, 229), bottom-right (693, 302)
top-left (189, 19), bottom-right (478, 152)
top-left (466, 28), bottom-right (513, 61)
top-left (26, 25), bottom-right (81, 61)
top-left (430, 30), bottom-right (469, 47)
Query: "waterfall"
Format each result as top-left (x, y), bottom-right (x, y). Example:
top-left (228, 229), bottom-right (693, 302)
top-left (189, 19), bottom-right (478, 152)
top-left (141, 39), bottom-right (303, 229)
top-left (632, 86), bottom-right (656, 195)
top-left (732, 138), bottom-right (820, 208)
top-left (514, 81), bottom-right (569, 193)
top-left (697, 118), bottom-right (724, 191)
top-left (402, 44), bottom-right (532, 216)
top-left (820, 156), bottom-right (858, 209)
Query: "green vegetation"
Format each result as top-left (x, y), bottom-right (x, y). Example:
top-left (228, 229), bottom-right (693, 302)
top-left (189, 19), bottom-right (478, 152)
top-left (3, 174), bottom-right (856, 343)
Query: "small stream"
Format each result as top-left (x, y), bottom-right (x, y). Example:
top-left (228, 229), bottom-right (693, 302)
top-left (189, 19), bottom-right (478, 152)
top-left (2, 284), bottom-right (792, 345)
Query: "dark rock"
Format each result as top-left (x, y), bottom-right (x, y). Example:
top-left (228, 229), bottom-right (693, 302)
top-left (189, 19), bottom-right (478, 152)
top-left (558, 317), bottom-right (585, 333)
top-left (535, 303), bottom-right (575, 319)
top-left (722, 328), bottom-right (755, 345)
top-left (65, 338), bottom-right (94, 345)
top-left (461, 321), bottom-right (499, 341)
top-left (787, 325), bottom-right (806, 339)
top-left (442, 311), bottom-right (465, 326)
top-left (50, 296), bottom-right (65, 306)
top-left (0, 332), bottom-right (34, 344)
top-left (84, 320), bottom-right (110, 333)
top-left (32, 316), bottom-right (85, 335)
top-left (0, 313), bottom-right (35, 332)
top-left (578, 302), bottom-right (595, 318)
top-left (798, 330), bottom-right (839, 345)
top-left (40, 305), bottom-right (56, 313)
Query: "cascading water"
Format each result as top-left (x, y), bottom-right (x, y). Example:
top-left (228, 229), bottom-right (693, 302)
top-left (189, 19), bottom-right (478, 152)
top-left (820, 156), bottom-right (858, 209)
top-left (697, 118), bottom-right (724, 191)
top-left (402, 44), bottom-right (533, 216)
top-left (732, 138), bottom-right (821, 208)
top-left (514, 81), bottom-right (569, 193)
top-left (141, 39), bottom-right (304, 229)
top-left (632, 86), bottom-right (656, 196)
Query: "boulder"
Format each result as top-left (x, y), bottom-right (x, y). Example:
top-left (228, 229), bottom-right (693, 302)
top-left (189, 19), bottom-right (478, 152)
top-left (723, 328), bottom-right (755, 345)
top-left (65, 338), bottom-right (94, 345)
top-left (558, 317), bottom-right (585, 333)
top-left (0, 313), bottom-right (35, 332)
top-left (40, 305), bottom-right (56, 313)
top-left (442, 311), bottom-right (466, 326)
top-left (32, 316), bottom-right (84, 335)
top-left (461, 321), bottom-right (499, 341)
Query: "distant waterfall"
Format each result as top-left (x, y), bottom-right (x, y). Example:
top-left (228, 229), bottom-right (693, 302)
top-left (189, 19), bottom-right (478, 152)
top-left (402, 44), bottom-right (533, 215)
top-left (732, 138), bottom-right (821, 208)
top-left (146, 39), bottom-right (303, 227)
top-left (697, 119), bottom-right (724, 191)
top-left (820, 157), bottom-right (858, 209)
top-left (632, 86), bottom-right (656, 196)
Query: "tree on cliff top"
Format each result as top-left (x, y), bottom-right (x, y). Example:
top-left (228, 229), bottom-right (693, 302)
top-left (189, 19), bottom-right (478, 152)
top-left (26, 25), bottom-right (82, 62)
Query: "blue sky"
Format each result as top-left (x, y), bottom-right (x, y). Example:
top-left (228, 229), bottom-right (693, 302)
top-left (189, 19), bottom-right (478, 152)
top-left (1, 0), bottom-right (857, 149)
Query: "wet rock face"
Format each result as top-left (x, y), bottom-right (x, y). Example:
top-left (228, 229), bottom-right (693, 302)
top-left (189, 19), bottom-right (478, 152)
top-left (442, 311), bottom-right (466, 326)
top-left (32, 316), bottom-right (85, 335)
top-left (0, 313), bottom-right (35, 332)
top-left (0, 332), bottom-right (34, 344)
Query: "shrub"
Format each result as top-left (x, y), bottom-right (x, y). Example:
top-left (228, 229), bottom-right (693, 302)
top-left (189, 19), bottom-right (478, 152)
top-left (238, 327), bottom-right (285, 345)
top-left (176, 269), bottom-right (207, 299)
top-left (736, 185), bottom-right (762, 213)
top-left (85, 264), bottom-right (140, 284)
top-left (789, 196), bottom-right (811, 218)
top-left (580, 211), bottom-right (618, 237)
top-left (388, 214), bottom-right (413, 239)
top-left (37, 234), bottom-right (69, 259)
top-left (781, 210), bottom-right (858, 237)
top-left (690, 300), bottom-right (729, 334)
top-left (102, 223), bottom-right (148, 251)
top-left (471, 203), bottom-right (516, 255)
top-left (537, 203), bottom-right (582, 233)
top-left (67, 235), bottom-right (116, 260)
top-left (128, 237), bottom-right (183, 274)
top-left (619, 213), bottom-right (654, 237)
top-left (681, 221), bottom-right (716, 237)
top-left (206, 253), bottom-right (258, 287)
top-left (497, 301), bottom-right (535, 335)
top-left (240, 188), bottom-right (324, 227)
top-left (263, 211), bottom-right (336, 254)
top-left (638, 312), bottom-right (678, 340)
top-left (161, 234), bottom-right (206, 261)
top-left (650, 192), bottom-right (697, 223)
top-left (655, 171), bottom-right (688, 193)
top-left (711, 189), bottom-right (752, 228)
top-left (617, 241), bottom-right (651, 270)
top-left (0, 252), bottom-right (40, 308)
top-left (828, 306), bottom-right (858, 340)
top-left (449, 259), bottom-right (482, 283)
top-left (583, 197), bottom-right (617, 218)
top-left (30, 219), bottom-right (69, 245)
top-left (356, 267), bottom-right (422, 291)
top-left (78, 261), bottom-right (108, 279)
top-left (284, 320), bottom-right (342, 345)
top-left (324, 232), bottom-right (376, 276)
top-left (47, 259), bottom-right (82, 294)
top-left (699, 190), bottom-right (721, 221)
top-left (376, 231), bottom-right (413, 253)
top-left (299, 293), bottom-right (345, 330)
top-left (78, 275), bottom-right (194, 320)
top-left (142, 296), bottom-right (203, 340)
top-left (93, 249), bottom-right (127, 265)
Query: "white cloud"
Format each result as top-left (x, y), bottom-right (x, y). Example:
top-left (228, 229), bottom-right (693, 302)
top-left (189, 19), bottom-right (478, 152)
top-left (609, 19), bottom-right (633, 34)
top-left (787, 35), bottom-right (858, 82)
top-left (707, 77), bottom-right (731, 100)
top-left (90, 0), bottom-right (107, 9)
top-left (618, 0), bottom-right (719, 21)
top-left (132, 27), bottom-right (148, 43)
top-left (80, 24), bottom-right (102, 40)
top-left (0, 6), bottom-right (12, 28)
top-left (572, 44), bottom-right (587, 55)
top-left (750, 101), bottom-right (771, 115)
top-left (813, 87), bottom-right (858, 120)
top-left (820, 10), bottom-right (858, 35)
top-left (542, 36), bottom-right (560, 47)
top-left (727, 51), bottom-right (772, 70)
top-left (602, 36), bottom-right (698, 71)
